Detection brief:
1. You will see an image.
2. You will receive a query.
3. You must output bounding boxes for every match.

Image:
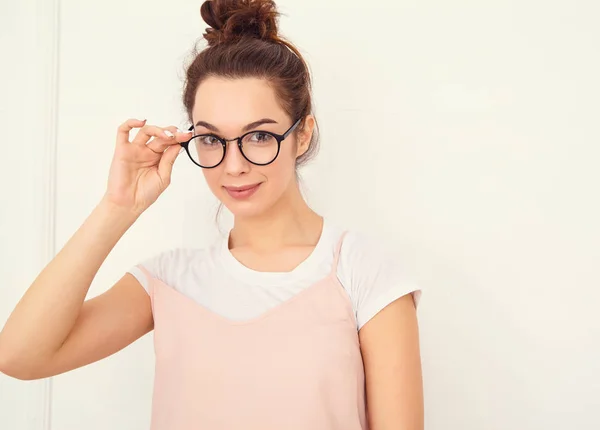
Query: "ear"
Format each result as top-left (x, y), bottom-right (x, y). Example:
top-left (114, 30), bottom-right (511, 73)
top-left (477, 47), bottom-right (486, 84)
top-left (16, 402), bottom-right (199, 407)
top-left (295, 115), bottom-right (316, 158)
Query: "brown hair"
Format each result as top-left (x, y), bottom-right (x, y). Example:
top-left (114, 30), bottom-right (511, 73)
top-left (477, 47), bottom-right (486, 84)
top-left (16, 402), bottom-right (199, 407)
top-left (182, 0), bottom-right (320, 168)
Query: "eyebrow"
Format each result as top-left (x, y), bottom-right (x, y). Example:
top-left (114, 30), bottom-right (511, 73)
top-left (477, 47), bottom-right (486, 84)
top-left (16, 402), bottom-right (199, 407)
top-left (194, 118), bottom-right (279, 133)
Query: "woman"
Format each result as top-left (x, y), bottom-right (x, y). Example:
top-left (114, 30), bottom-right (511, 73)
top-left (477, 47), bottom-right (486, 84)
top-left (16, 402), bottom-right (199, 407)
top-left (0, 0), bottom-right (424, 428)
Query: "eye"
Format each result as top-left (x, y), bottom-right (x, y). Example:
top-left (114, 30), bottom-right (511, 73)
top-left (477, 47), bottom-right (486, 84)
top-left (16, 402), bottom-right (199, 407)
top-left (200, 135), bottom-right (221, 146)
top-left (247, 132), bottom-right (273, 144)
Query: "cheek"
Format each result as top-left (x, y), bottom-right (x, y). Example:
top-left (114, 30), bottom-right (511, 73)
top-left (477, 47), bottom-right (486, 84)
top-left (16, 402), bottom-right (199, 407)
top-left (266, 146), bottom-right (298, 184)
top-left (263, 164), bottom-right (290, 186)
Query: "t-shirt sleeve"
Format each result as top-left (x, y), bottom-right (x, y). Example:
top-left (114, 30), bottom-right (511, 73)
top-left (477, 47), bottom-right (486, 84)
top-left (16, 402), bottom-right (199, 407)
top-left (126, 248), bottom-right (180, 294)
top-left (337, 231), bottom-right (422, 330)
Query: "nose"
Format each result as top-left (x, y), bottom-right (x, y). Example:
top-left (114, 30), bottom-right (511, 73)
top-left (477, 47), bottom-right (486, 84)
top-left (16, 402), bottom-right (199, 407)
top-left (222, 139), bottom-right (250, 176)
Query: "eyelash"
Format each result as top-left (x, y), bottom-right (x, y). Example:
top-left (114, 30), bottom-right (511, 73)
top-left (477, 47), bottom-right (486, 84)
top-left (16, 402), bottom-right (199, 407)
top-left (198, 131), bottom-right (273, 143)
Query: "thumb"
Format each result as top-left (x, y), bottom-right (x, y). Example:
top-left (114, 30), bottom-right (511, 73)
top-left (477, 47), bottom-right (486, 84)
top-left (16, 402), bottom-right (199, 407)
top-left (158, 145), bottom-right (182, 186)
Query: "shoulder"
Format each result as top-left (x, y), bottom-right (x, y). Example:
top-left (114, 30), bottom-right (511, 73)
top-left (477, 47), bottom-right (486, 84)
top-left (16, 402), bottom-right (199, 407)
top-left (127, 244), bottom-right (217, 293)
top-left (337, 228), bottom-right (405, 280)
top-left (335, 227), bottom-right (422, 330)
top-left (339, 229), bottom-right (394, 263)
top-left (144, 247), bottom-right (207, 278)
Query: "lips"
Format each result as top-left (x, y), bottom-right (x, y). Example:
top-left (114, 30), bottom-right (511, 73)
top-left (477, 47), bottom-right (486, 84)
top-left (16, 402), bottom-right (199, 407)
top-left (223, 183), bottom-right (262, 200)
top-left (223, 183), bottom-right (261, 192)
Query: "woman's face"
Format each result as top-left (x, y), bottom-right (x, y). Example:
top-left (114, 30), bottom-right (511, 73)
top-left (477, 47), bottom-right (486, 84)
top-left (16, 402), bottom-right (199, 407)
top-left (191, 77), bottom-right (313, 219)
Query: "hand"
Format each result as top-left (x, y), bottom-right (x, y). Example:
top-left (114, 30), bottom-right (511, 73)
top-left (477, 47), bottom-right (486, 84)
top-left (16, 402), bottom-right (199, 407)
top-left (103, 118), bottom-right (192, 214)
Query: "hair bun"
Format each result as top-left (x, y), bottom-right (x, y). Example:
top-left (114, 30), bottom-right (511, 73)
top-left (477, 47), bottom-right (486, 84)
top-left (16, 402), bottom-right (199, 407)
top-left (201, 0), bottom-right (280, 46)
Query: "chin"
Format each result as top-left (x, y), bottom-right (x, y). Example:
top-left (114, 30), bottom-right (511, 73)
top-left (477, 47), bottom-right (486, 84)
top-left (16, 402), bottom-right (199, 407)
top-left (220, 193), bottom-right (269, 219)
top-left (224, 202), bottom-right (265, 219)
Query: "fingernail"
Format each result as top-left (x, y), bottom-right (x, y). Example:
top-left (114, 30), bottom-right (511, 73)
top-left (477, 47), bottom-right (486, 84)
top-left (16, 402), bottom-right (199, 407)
top-left (164, 130), bottom-right (174, 138)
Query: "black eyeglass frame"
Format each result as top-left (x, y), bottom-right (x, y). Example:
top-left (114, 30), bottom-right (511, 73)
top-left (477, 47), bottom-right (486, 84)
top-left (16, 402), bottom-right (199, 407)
top-left (180, 117), bottom-right (303, 168)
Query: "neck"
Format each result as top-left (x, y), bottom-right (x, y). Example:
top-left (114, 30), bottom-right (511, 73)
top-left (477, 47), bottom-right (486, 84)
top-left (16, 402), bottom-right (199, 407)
top-left (229, 181), bottom-right (323, 251)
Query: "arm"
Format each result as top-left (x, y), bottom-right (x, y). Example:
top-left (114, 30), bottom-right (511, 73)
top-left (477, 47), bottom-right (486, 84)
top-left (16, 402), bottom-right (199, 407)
top-left (0, 199), bottom-right (151, 380)
top-left (0, 119), bottom-right (190, 380)
top-left (359, 293), bottom-right (424, 430)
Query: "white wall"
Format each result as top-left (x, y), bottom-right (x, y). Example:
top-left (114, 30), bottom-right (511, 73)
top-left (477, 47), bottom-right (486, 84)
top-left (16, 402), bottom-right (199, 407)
top-left (0, 0), bottom-right (57, 428)
top-left (1, 0), bottom-right (599, 429)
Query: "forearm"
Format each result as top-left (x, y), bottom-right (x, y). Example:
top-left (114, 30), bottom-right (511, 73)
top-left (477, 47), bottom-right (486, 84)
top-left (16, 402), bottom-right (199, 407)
top-left (0, 197), bottom-right (141, 368)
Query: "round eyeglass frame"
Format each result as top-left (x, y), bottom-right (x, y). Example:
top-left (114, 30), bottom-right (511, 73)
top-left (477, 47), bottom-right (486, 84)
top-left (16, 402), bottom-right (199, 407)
top-left (179, 117), bottom-right (303, 168)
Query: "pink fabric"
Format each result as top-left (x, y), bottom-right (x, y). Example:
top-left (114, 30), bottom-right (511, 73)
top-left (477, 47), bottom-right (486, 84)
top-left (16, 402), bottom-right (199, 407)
top-left (140, 232), bottom-right (368, 430)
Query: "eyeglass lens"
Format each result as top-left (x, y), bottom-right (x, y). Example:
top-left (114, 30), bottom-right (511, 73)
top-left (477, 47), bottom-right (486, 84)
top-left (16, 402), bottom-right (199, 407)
top-left (187, 131), bottom-right (279, 167)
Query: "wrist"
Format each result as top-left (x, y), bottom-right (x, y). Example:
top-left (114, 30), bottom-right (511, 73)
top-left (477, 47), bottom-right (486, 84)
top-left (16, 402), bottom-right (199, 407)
top-left (98, 195), bottom-right (145, 221)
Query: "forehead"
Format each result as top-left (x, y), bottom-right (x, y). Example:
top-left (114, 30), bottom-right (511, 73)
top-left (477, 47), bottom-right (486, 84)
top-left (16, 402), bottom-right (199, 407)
top-left (192, 77), bottom-right (284, 126)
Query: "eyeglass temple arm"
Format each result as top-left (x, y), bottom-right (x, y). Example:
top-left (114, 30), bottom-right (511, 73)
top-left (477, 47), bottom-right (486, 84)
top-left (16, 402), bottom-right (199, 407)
top-left (282, 118), bottom-right (302, 139)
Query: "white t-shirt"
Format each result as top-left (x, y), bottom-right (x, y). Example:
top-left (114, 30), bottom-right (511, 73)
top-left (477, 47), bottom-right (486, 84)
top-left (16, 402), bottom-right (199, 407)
top-left (128, 218), bottom-right (421, 330)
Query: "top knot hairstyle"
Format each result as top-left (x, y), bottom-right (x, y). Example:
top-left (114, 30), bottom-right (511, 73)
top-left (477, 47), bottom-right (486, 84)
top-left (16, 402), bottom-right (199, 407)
top-left (201, 0), bottom-right (279, 46)
top-left (182, 0), bottom-right (319, 167)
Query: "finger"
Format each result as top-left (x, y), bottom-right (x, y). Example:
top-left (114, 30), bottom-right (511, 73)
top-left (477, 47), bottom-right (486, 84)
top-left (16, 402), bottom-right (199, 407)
top-left (116, 118), bottom-right (147, 145)
top-left (146, 126), bottom-right (192, 153)
top-left (131, 125), bottom-right (180, 147)
top-left (175, 127), bottom-right (194, 142)
top-left (157, 143), bottom-right (183, 186)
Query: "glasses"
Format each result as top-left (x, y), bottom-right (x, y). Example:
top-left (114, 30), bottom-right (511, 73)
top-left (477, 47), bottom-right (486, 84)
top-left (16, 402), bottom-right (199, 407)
top-left (180, 118), bottom-right (302, 168)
